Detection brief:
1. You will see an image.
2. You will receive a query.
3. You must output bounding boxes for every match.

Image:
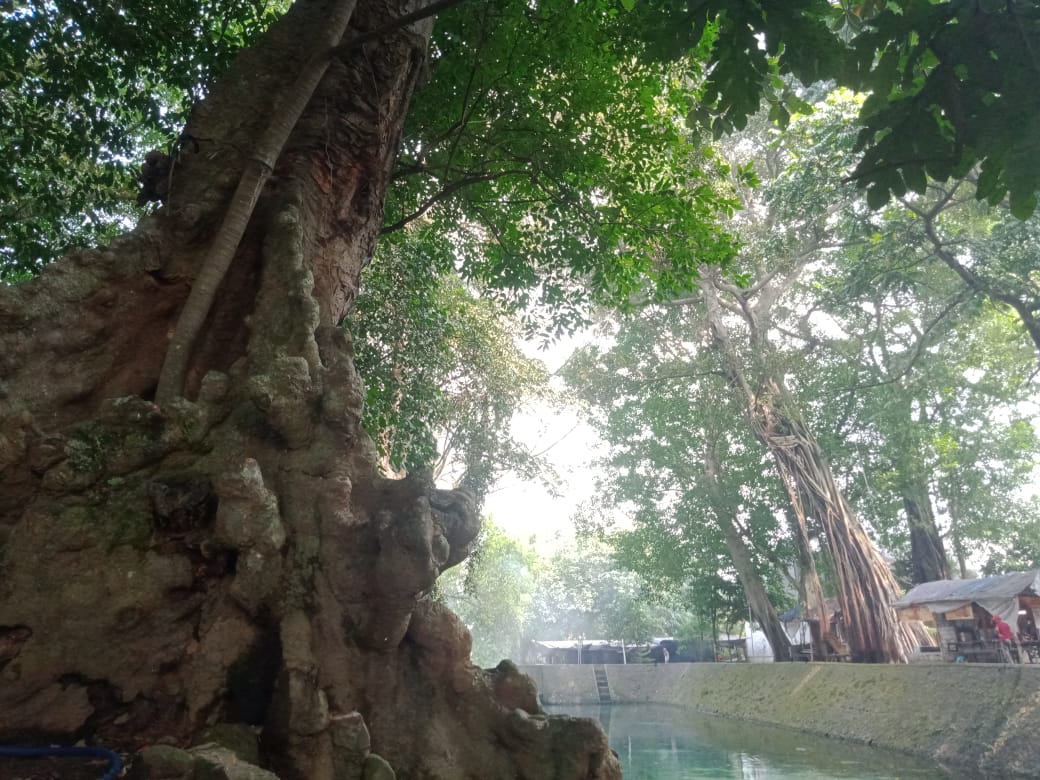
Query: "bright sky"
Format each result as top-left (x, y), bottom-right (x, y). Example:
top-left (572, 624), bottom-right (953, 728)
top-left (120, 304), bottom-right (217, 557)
top-left (483, 406), bottom-right (601, 553)
top-left (482, 333), bottom-right (608, 553)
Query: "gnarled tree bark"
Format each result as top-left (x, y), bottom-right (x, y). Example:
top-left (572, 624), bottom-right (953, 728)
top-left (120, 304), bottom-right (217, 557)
top-left (0, 2), bottom-right (620, 778)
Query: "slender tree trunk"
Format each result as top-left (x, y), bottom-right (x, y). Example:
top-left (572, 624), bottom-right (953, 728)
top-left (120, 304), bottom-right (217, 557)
top-left (947, 497), bottom-right (971, 579)
top-left (895, 398), bottom-right (949, 584)
top-left (0, 3), bottom-right (619, 778)
top-left (703, 445), bottom-right (792, 661)
top-left (718, 518), bottom-right (793, 661)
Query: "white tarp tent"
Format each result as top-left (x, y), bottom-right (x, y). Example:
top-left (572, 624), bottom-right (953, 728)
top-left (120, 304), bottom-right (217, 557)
top-left (744, 623), bottom-right (774, 663)
top-left (744, 619), bottom-right (816, 662)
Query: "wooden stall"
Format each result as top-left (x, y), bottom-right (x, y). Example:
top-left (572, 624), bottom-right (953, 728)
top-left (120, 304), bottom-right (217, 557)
top-left (892, 570), bottom-right (1040, 663)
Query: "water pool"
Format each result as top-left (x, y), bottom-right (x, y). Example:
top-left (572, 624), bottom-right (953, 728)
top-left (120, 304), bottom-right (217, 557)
top-left (547, 704), bottom-right (961, 779)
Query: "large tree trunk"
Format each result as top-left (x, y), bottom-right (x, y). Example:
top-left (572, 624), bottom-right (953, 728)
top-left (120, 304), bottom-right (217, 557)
top-left (757, 402), bottom-right (911, 662)
top-left (701, 271), bottom-right (913, 663)
top-left (0, 3), bottom-right (620, 779)
top-left (718, 518), bottom-right (793, 662)
top-left (903, 489), bottom-right (949, 585)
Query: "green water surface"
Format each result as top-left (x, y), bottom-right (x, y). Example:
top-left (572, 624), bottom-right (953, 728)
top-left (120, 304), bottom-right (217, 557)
top-left (548, 704), bottom-right (960, 779)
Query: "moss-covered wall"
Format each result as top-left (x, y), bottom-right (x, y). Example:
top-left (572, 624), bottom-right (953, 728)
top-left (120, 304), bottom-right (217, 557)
top-left (521, 663), bottom-right (1040, 779)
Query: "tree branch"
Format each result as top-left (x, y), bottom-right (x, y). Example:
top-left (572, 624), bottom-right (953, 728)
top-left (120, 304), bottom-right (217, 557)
top-left (837, 289), bottom-right (973, 395)
top-left (903, 186), bottom-right (1040, 359)
top-left (338, 0), bottom-right (469, 50)
top-left (381, 168), bottom-right (530, 234)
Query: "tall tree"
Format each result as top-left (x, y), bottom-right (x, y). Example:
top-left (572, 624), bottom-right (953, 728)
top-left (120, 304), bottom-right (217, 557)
top-left (563, 308), bottom-right (798, 661)
top-left (569, 94), bottom-right (965, 662)
top-left (703, 269), bottom-right (915, 663)
top-left (0, 3), bottom-right (628, 777)
top-left (692, 94), bottom-right (1040, 656)
top-left (689, 96), bottom-right (920, 662)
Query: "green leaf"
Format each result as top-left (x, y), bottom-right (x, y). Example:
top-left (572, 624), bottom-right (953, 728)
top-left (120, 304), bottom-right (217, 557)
top-left (974, 163), bottom-right (1001, 203)
top-left (1008, 192), bottom-right (1037, 220)
top-left (866, 183), bottom-right (889, 210)
top-left (902, 163), bottom-right (927, 195)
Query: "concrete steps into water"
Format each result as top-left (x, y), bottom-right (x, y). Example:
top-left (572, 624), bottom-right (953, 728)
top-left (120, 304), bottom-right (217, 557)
top-left (593, 665), bottom-right (612, 704)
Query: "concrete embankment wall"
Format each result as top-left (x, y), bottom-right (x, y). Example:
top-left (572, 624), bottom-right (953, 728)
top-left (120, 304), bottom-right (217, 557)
top-left (521, 662), bottom-right (1040, 778)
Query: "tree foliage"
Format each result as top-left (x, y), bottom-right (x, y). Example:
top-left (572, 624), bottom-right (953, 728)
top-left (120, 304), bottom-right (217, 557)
top-left (389, 0), bottom-right (741, 330)
top-left (773, 100), bottom-right (1040, 579)
top-left (844, 0), bottom-right (1040, 217)
top-left (807, 266), bottom-right (1040, 582)
top-left (437, 519), bottom-right (539, 667)
top-left (561, 308), bottom-right (796, 622)
top-left (7, 0), bottom-right (1040, 291)
top-left (0, 0), bottom-right (287, 276)
top-left (347, 229), bottom-right (557, 503)
top-left (605, 0), bottom-right (1040, 215)
top-left (563, 90), bottom-right (1040, 661)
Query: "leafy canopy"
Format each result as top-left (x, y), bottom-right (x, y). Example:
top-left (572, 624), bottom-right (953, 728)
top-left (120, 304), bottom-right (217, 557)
top-left (844, 0), bottom-right (1040, 217)
top-left (6, 0), bottom-right (1040, 298)
top-left (0, 1), bottom-right (287, 277)
top-left (563, 87), bottom-right (1040, 608)
top-left (390, 0), bottom-right (741, 330)
top-left (627, 0), bottom-right (1040, 216)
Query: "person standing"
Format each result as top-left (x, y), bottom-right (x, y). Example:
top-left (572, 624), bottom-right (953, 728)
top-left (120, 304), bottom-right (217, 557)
top-left (993, 615), bottom-right (1016, 663)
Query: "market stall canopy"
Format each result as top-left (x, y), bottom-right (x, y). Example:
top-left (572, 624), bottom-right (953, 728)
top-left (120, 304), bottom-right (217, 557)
top-left (892, 570), bottom-right (1040, 624)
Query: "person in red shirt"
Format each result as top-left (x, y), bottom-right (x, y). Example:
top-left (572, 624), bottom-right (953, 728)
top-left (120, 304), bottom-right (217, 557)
top-left (994, 615), bottom-right (1014, 643)
top-left (993, 615), bottom-right (1016, 662)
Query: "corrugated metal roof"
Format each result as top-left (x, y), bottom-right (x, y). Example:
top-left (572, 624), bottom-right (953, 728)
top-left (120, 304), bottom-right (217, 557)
top-left (892, 570), bottom-right (1040, 608)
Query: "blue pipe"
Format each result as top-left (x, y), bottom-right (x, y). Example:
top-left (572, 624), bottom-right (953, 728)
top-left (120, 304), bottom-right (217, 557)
top-left (0, 745), bottom-right (123, 780)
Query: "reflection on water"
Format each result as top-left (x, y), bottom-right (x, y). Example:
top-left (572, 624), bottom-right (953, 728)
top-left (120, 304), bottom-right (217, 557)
top-left (548, 704), bottom-right (960, 780)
